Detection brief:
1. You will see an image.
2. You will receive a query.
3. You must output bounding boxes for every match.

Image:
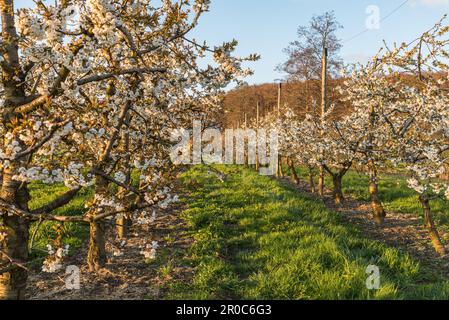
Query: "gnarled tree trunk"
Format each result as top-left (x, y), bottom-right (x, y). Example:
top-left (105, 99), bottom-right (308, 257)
top-left (87, 175), bottom-right (108, 271)
top-left (324, 164), bottom-right (351, 206)
top-left (0, 217), bottom-right (29, 300)
top-left (0, 0), bottom-right (31, 299)
top-left (87, 220), bottom-right (106, 272)
top-left (287, 158), bottom-right (300, 185)
top-left (116, 114), bottom-right (131, 240)
top-left (332, 173), bottom-right (344, 205)
top-left (116, 216), bottom-right (128, 240)
top-left (368, 161), bottom-right (386, 226)
top-left (419, 195), bottom-right (446, 257)
top-left (276, 156), bottom-right (284, 178)
top-left (308, 166), bottom-right (316, 193)
top-left (0, 169), bottom-right (30, 300)
top-left (318, 165), bottom-right (325, 196)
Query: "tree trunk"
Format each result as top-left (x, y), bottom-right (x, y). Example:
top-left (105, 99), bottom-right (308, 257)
top-left (87, 176), bottom-right (108, 271)
top-left (280, 157), bottom-right (284, 178)
top-left (0, 171), bottom-right (30, 300)
top-left (0, 216), bottom-right (29, 300)
top-left (318, 165), bottom-right (325, 196)
top-left (116, 212), bottom-right (132, 240)
top-left (116, 114), bottom-right (131, 240)
top-left (87, 220), bottom-right (106, 272)
top-left (332, 174), bottom-right (344, 205)
top-left (308, 167), bottom-right (316, 193)
top-left (368, 161), bottom-right (386, 226)
top-left (116, 215), bottom-right (128, 240)
top-left (419, 195), bottom-right (446, 257)
top-left (1, 0), bottom-right (44, 299)
top-left (276, 156), bottom-right (284, 178)
top-left (288, 158), bottom-right (300, 185)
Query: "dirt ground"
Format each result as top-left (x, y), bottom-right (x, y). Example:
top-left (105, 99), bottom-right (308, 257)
top-left (26, 203), bottom-right (194, 300)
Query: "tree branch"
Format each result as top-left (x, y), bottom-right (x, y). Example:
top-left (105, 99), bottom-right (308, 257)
top-left (76, 67), bottom-right (167, 86)
top-left (31, 187), bottom-right (81, 216)
top-left (11, 121), bottom-right (70, 161)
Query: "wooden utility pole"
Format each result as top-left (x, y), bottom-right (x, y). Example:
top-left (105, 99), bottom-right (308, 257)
top-left (256, 102), bottom-right (260, 125)
top-left (256, 102), bottom-right (260, 171)
top-left (318, 47), bottom-right (328, 196)
top-left (305, 80), bottom-right (309, 113)
top-left (277, 83), bottom-right (282, 116)
top-left (276, 82), bottom-right (283, 178)
top-left (321, 48), bottom-right (328, 119)
top-left (244, 113), bottom-right (248, 167)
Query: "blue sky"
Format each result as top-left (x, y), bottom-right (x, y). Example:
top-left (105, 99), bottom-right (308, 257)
top-left (17, 0), bottom-right (449, 84)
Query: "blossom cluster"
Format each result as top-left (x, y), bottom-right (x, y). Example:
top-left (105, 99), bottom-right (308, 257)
top-left (140, 241), bottom-right (160, 260)
top-left (42, 245), bottom-right (70, 273)
top-left (1, 0), bottom-right (257, 281)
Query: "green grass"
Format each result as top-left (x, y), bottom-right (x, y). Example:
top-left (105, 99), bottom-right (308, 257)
top-left (27, 170), bottom-right (145, 268)
top-left (28, 182), bottom-right (92, 266)
top-left (162, 165), bottom-right (449, 300)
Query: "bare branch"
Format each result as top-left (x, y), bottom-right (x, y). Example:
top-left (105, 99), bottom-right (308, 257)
top-left (11, 121), bottom-right (70, 161)
top-left (31, 187), bottom-right (81, 216)
top-left (90, 168), bottom-right (142, 196)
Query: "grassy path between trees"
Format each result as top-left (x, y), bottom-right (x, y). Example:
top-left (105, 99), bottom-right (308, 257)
top-left (295, 169), bottom-right (449, 233)
top-left (162, 165), bottom-right (449, 300)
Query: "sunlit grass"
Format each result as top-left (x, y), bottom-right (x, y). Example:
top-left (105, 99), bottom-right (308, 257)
top-left (293, 168), bottom-right (449, 230)
top-left (28, 182), bottom-right (92, 266)
top-left (162, 165), bottom-right (449, 300)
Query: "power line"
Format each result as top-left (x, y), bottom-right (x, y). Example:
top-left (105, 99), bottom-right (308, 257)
top-left (380, 0), bottom-right (410, 23)
top-left (343, 28), bottom-right (370, 44)
top-left (343, 0), bottom-right (410, 44)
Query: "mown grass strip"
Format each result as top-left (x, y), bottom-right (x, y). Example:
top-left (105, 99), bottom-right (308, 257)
top-left (163, 165), bottom-right (449, 300)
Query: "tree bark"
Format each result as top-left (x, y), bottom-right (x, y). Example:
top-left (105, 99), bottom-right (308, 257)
top-left (87, 220), bottom-right (106, 272)
top-left (87, 176), bottom-right (108, 271)
top-left (0, 169), bottom-right (30, 300)
top-left (308, 167), bottom-right (316, 193)
top-left (116, 114), bottom-right (131, 240)
top-left (419, 195), bottom-right (446, 257)
top-left (318, 165), bottom-right (325, 196)
top-left (323, 163), bottom-right (351, 205)
top-left (287, 158), bottom-right (300, 185)
top-left (0, 0), bottom-right (31, 300)
top-left (116, 216), bottom-right (128, 240)
top-left (276, 155), bottom-right (284, 178)
top-left (332, 173), bottom-right (344, 205)
top-left (0, 217), bottom-right (29, 300)
top-left (368, 161), bottom-right (386, 226)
